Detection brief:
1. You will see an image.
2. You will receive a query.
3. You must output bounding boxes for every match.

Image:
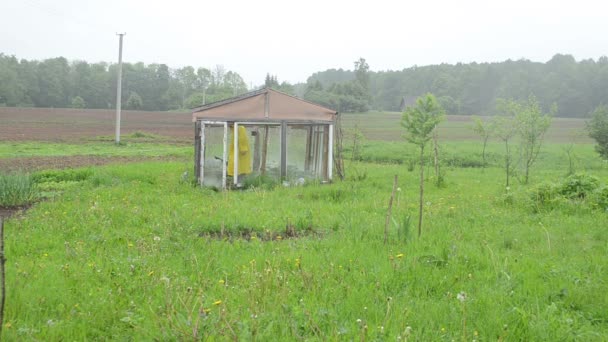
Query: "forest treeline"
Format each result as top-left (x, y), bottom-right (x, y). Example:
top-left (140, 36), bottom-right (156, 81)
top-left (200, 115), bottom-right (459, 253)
top-left (1, 53), bottom-right (607, 117)
top-left (0, 54), bottom-right (252, 111)
top-left (307, 54), bottom-right (608, 117)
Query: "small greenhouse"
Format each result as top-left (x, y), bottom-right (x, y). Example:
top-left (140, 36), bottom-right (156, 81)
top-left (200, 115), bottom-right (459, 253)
top-left (192, 88), bottom-right (338, 189)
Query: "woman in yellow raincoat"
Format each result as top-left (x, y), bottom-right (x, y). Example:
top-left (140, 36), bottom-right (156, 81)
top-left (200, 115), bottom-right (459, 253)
top-left (227, 124), bottom-right (252, 177)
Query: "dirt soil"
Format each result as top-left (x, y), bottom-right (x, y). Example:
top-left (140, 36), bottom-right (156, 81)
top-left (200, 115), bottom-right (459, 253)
top-left (0, 204), bottom-right (31, 219)
top-left (0, 155), bottom-right (188, 173)
top-left (0, 107), bottom-right (193, 142)
top-left (198, 225), bottom-right (324, 242)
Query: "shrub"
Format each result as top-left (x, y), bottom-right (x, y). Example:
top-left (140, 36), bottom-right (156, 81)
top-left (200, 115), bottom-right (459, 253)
top-left (527, 181), bottom-right (566, 212)
top-left (529, 182), bottom-right (560, 207)
top-left (0, 172), bottom-right (39, 206)
top-left (590, 185), bottom-right (608, 211)
top-left (559, 173), bottom-right (600, 199)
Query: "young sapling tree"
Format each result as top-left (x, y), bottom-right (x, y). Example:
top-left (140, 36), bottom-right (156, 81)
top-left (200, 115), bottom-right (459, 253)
top-left (402, 93), bottom-right (445, 237)
top-left (494, 99), bottom-right (519, 188)
top-left (516, 96), bottom-right (553, 184)
top-left (471, 116), bottom-right (494, 167)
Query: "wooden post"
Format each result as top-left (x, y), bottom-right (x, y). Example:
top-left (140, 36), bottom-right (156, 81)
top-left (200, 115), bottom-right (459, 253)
top-left (333, 113), bottom-right (345, 181)
top-left (194, 121), bottom-right (201, 183)
top-left (0, 217), bottom-right (6, 337)
top-left (261, 126), bottom-right (269, 176)
top-left (313, 128), bottom-right (320, 176)
top-left (222, 123), bottom-right (228, 190)
top-left (280, 121), bottom-right (287, 180)
top-left (199, 123), bottom-right (205, 186)
top-left (321, 125), bottom-right (329, 181)
top-left (252, 127), bottom-right (261, 172)
top-left (385, 175), bottom-right (398, 244)
top-left (304, 126), bottom-right (312, 172)
top-left (233, 123), bottom-right (239, 186)
top-left (328, 124), bottom-right (334, 181)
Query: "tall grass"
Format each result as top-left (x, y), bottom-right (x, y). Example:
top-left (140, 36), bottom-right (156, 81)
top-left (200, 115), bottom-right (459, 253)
top-left (0, 172), bottom-right (38, 207)
top-left (2, 158), bottom-right (607, 340)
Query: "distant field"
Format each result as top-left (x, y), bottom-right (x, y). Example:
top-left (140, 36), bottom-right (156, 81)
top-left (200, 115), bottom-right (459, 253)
top-left (341, 111), bottom-right (592, 143)
top-left (0, 107), bottom-right (592, 143)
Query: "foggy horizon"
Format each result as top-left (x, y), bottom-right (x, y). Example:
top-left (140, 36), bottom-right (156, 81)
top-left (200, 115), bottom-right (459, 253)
top-left (2, 0), bottom-right (607, 86)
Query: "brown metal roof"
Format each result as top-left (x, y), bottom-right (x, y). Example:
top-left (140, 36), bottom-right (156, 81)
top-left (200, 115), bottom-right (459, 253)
top-left (191, 88), bottom-right (337, 122)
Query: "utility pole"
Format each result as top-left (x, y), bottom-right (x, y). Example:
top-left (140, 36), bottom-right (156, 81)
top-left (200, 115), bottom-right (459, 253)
top-left (115, 33), bottom-right (126, 144)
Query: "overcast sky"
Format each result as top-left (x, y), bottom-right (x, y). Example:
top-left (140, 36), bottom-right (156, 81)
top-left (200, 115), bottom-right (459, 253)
top-left (1, 0), bottom-right (607, 86)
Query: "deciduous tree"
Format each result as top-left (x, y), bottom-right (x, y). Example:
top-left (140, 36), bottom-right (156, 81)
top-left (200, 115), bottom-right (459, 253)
top-left (587, 104), bottom-right (608, 159)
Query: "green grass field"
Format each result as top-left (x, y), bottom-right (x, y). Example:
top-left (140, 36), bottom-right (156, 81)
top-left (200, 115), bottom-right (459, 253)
top-left (1, 114), bottom-right (607, 340)
top-left (341, 112), bottom-right (592, 143)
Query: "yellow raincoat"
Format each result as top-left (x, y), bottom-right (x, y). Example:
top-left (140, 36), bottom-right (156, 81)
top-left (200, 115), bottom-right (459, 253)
top-left (227, 126), bottom-right (252, 176)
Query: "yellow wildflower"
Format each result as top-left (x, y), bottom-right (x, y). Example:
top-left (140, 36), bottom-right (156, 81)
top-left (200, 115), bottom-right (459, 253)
top-left (213, 300), bottom-right (222, 306)
top-left (396, 253), bottom-right (404, 259)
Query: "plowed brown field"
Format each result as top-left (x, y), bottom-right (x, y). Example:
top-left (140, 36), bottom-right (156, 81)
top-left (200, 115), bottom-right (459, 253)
top-left (0, 107), bottom-right (192, 142)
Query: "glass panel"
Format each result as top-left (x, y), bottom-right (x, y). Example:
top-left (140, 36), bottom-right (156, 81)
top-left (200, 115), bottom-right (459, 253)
top-left (233, 124), bottom-right (281, 187)
top-left (286, 124), bottom-right (328, 183)
top-left (202, 124), bottom-right (225, 189)
top-left (286, 124), bottom-right (310, 181)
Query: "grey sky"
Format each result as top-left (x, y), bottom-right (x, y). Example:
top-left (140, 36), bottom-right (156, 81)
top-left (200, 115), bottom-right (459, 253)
top-left (1, 0), bottom-right (607, 86)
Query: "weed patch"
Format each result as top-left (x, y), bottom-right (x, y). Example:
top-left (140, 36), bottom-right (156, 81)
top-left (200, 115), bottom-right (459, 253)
top-left (0, 171), bottom-right (38, 207)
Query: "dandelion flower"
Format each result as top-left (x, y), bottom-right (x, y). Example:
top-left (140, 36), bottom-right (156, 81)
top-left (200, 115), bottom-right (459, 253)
top-left (219, 279), bottom-right (225, 285)
top-left (396, 253), bottom-right (404, 258)
top-left (213, 300), bottom-right (222, 306)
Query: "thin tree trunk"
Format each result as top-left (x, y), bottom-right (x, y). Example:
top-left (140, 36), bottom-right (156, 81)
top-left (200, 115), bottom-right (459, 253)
top-left (418, 146), bottom-right (425, 237)
top-left (384, 175), bottom-right (398, 244)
